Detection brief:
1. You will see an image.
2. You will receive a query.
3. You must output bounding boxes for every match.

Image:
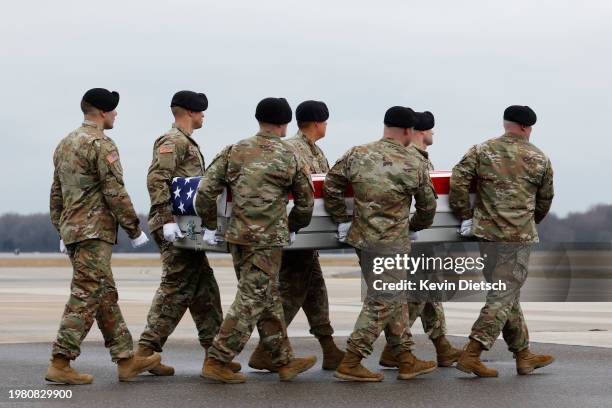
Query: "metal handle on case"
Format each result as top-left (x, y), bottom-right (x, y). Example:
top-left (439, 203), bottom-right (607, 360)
top-left (185, 220), bottom-right (196, 241)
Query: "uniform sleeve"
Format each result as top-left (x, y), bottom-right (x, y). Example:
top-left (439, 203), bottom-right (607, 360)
top-left (288, 159), bottom-right (314, 232)
top-left (147, 138), bottom-right (181, 227)
top-left (323, 150), bottom-right (352, 224)
top-left (535, 158), bottom-right (554, 223)
top-left (317, 145), bottom-right (331, 173)
top-left (409, 162), bottom-right (437, 231)
top-left (195, 145), bottom-right (231, 230)
top-left (95, 139), bottom-right (142, 239)
top-left (449, 145), bottom-right (478, 220)
top-left (49, 153), bottom-right (63, 234)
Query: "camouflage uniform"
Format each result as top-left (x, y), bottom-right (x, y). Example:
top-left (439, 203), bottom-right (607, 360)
top-left (449, 132), bottom-right (554, 351)
top-left (138, 124), bottom-right (223, 352)
top-left (408, 301), bottom-right (447, 340)
top-left (408, 146), bottom-right (448, 340)
top-left (280, 131), bottom-right (333, 338)
top-left (49, 120), bottom-right (142, 361)
top-left (287, 130), bottom-right (330, 175)
top-left (195, 131), bottom-right (314, 365)
top-left (323, 139), bottom-right (437, 357)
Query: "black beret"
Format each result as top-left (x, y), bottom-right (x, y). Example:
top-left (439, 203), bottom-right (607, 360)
top-left (255, 97), bottom-right (292, 125)
top-left (414, 111), bottom-right (435, 131)
top-left (384, 106), bottom-right (415, 128)
top-left (296, 100), bottom-right (329, 122)
top-left (82, 88), bottom-right (119, 112)
top-left (503, 105), bottom-right (537, 126)
top-left (171, 90), bottom-right (208, 112)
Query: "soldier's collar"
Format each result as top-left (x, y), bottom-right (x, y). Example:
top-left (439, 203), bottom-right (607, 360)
top-left (256, 130), bottom-right (282, 140)
top-left (381, 137), bottom-right (406, 148)
top-left (172, 124), bottom-right (201, 147)
top-left (172, 123), bottom-right (193, 137)
top-left (297, 130), bottom-right (318, 147)
top-left (82, 119), bottom-right (103, 130)
top-left (503, 132), bottom-right (528, 142)
top-left (410, 144), bottom-right (429, 159)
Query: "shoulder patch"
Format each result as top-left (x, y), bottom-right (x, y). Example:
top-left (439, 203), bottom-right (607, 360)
top-left (106, 151), bottom-right (119, 164)
top-left (159, 145), bottom-right (175, 154)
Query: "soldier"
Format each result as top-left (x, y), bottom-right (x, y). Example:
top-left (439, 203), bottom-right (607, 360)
top-left (46, 88), bottom-right (161, 384)
top-left (324, 106), bottom-right (438, 382)
top-left (449, 105), bottom-right (555, 377)
top-left (378, 111), bottom-right (462, 369)
top-left (248, 100), bottom-right (345, 372)
top-left (135, 91), bottom-right (237, 377)
top-left (195, 97), bottom-right (317, 383)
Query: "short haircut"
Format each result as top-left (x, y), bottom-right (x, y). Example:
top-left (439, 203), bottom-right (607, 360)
top-left (171, 106), bottom-right (186, 117)
top-left (80, 100), bottom-right (97, 115)
top-left (503, 120), bottom-right (523, 129)
top-left (258, 121), bottom-right (286, 131)
top-left (297, 121), bottom-right (315, 130)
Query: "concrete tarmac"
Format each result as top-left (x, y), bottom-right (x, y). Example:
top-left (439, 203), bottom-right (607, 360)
top-left (1, 255), bottom-right (611, 407)
top-left (1, 262), bottom-right (611, 347)
top-left (0, 336), bottom-right (610, 408)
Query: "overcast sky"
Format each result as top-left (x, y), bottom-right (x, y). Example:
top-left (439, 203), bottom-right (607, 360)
top-left (1, 0), bottom-right (610, 217)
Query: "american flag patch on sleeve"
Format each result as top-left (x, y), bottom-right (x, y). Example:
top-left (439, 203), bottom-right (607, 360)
top-left (159, 145), bottom-right (175, 154)
top-left (106, 151), bottom-right (119, 164)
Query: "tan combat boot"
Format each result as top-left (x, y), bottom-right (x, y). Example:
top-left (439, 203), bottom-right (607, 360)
top-left (397, 351), bottom-right (437, 380)
top-left (117, 351), bottom-right (162, 382)
top-left (378, 343), bottom-right (399, 368)
top-left (136, 345), bottom-right (174, 376)
top-left (432, 336), bottom-right (463, 367)
top-left (45, 356), bottom-right (93, 385)
top-left (319, 336), bottom-right (345, 371)
top-left (204, 349), bottom-right (242, 373)
top-left (277, 356), bottom-right (317, 381)
top-left (334, 350), bottom-right (384, 382)
top-left (247, 342), bottom-right (277, 372)
top-left (455, 339), bottom-right (498, 377)
top-left (201, 356), bottom-right (246, 384)
top-left (514, 348), bottom-right (555, 375)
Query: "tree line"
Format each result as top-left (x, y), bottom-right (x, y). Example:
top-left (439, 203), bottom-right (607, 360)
top-left (0, 213), bottom-right (151, 253)
top-left (0, 206), bottom-right (610, 253)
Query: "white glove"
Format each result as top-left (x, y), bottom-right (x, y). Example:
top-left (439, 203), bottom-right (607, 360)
top-left (337, 222), bottom-right (352, 243)
top-left (203, 228), bottom-right (219, 245)
top-left (409, 230), bottom-right (419, 241)
top-left (289, 232), bottom-right (297, 244)
top-left (458, 219), bottom-right (474, 237)
top-left (163, 223), bottom-right (184, 242)
top-left (59, 240), bottom-right (67, 254)
top-left (131, 231), bottom-right (150, 248)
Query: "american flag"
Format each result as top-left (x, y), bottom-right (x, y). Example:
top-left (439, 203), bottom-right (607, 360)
top-left (171, 176), bottom-right (202, 216)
